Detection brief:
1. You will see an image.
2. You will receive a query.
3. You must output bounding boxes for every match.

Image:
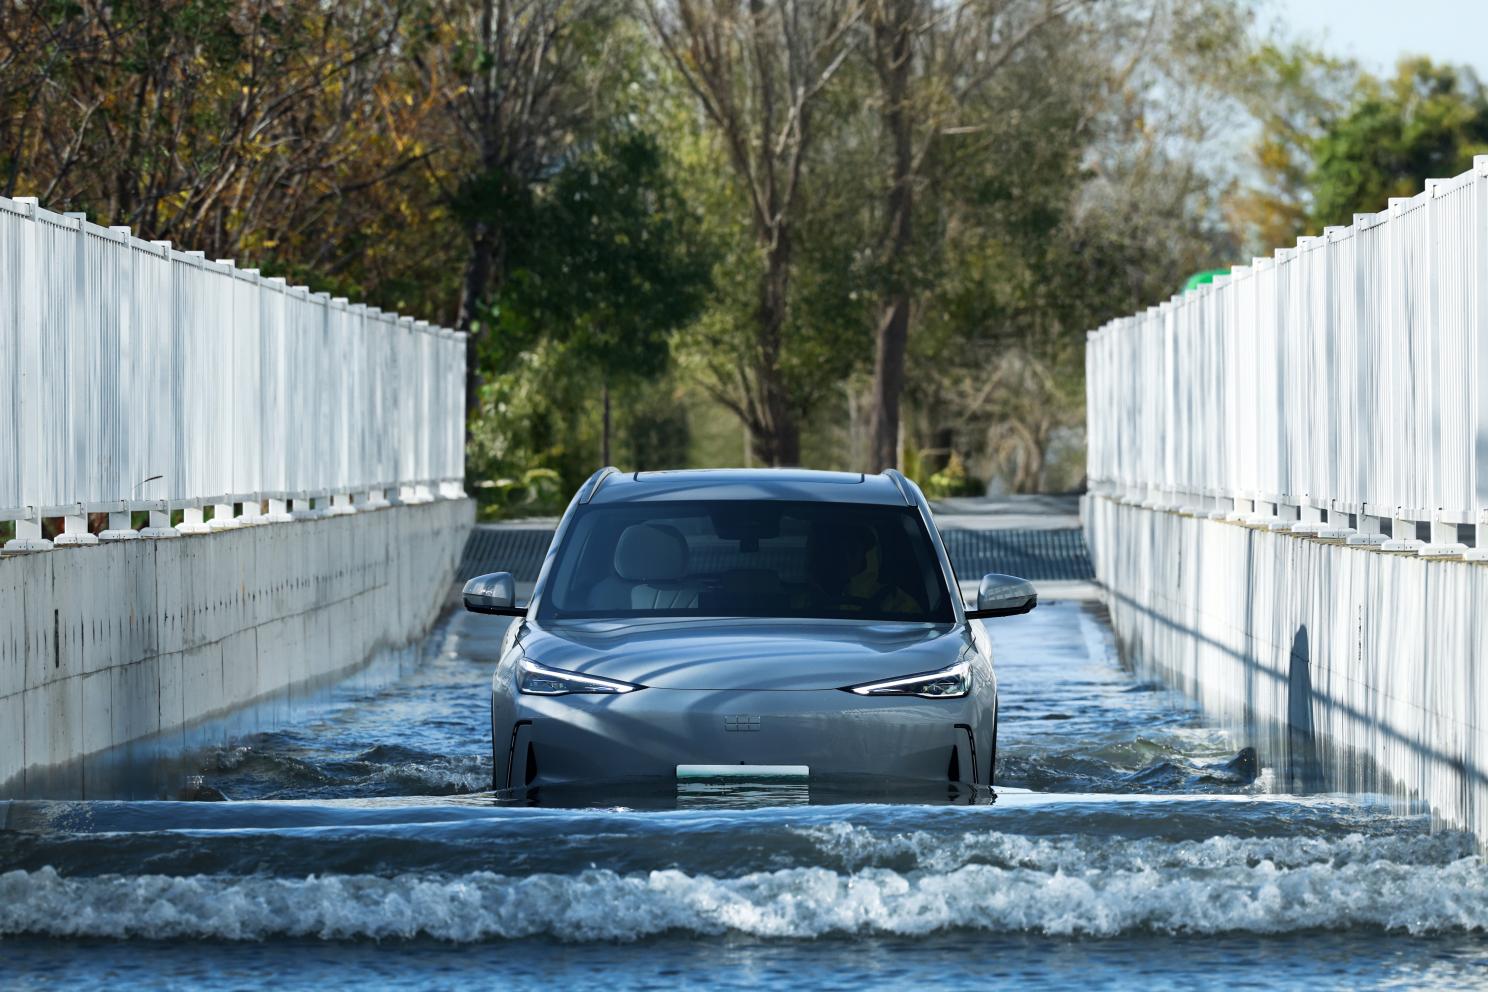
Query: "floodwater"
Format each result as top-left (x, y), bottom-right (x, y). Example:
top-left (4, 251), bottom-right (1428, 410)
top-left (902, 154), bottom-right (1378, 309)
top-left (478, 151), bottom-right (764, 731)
top-left (3, 601), bottom-right (1488, 990)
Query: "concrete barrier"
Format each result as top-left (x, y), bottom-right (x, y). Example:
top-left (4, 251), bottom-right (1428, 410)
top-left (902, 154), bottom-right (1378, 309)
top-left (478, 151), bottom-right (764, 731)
top-left (0, 499), bottom-right (473, 796)
top-left (1086, 494), bottom-right (1488, 840)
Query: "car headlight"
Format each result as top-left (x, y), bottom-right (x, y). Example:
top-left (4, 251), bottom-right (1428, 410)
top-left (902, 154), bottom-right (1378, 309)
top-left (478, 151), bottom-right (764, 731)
top-left (842, 660), bottom-right (971, 699)
top-left (517, 657), bottom-right (644, 696)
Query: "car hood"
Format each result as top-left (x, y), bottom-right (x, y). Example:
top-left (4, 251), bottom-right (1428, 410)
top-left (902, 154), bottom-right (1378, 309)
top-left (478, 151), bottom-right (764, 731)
top-left (519, 617), bottom-right (971, 690)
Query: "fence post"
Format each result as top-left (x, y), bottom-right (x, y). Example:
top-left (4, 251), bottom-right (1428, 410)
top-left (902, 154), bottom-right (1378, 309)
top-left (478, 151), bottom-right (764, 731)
top-left (1471, 155), bottom-right (1488, 560)
top-left (140, 501), bottom-right (178, 539)
top-left (1381, 511), bottom-right (1423, 552)
top-left (1291, 503), bottom-right (1326, 535)
top-left (1421, 516), bottom-right (1465, 557)
top-left (292, 496), bottom-right (325, 520)
top-left (208, 500), bottom-right (239, 531)
top-left (53, 504), bottom-right (98, 546)
top-left (177, 507), bottom-right (210, 535)
top-left (1264, 501), bottom-right (1300, 532)
top-left (1345, 511), bottom-right (1388, 546)
top-left (1474, 507), bottom-right (1488, 562)
top-left (2, 512), bottom-right (52, 554)
top-left (99, 502), bottom-right (140, 542)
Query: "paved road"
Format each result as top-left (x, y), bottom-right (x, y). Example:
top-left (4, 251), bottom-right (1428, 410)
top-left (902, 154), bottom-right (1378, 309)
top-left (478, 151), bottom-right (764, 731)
top-left (927, 493), bottom-right (1083, 530)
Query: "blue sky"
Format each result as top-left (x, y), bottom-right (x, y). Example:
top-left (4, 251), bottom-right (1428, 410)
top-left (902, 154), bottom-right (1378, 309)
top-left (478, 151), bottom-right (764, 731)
top-left (1272, 0), bottom-right (1488, 78)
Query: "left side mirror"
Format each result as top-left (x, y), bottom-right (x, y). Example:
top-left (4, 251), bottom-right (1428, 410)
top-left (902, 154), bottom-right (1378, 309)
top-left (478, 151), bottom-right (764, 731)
top-left (463, 572), bottom-right (525, 616)
top-left (966, 573), bottom-right (1036, 619)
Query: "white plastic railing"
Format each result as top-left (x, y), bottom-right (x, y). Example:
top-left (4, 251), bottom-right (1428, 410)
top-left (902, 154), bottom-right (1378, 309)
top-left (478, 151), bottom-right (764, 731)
top-left (0, 195), bottom-right (465, 549)
top-left (1086, 155), bottom-right (1488, 555)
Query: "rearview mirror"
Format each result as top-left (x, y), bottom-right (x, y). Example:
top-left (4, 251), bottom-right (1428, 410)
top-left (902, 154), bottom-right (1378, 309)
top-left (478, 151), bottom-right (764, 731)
top-left (966, 573), bottom-right (1036, 619)
top-left (463, 572), bottom-right (524, 616)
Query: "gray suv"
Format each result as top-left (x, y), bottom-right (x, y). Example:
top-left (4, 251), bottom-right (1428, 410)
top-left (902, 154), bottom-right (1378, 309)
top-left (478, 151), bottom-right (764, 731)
top-left (463, 468), bottom-right (1035, 793)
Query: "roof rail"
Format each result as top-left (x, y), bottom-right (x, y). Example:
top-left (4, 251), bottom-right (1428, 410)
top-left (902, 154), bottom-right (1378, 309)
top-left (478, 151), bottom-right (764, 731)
top-left (577, 466), bottom-right (619, 504)
top-left (883, 469), bottom-right (915, 506)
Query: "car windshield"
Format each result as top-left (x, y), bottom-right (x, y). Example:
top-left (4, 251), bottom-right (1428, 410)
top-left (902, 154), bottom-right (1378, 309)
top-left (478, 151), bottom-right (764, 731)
top-left (538, 500), bottom-right (955, 623)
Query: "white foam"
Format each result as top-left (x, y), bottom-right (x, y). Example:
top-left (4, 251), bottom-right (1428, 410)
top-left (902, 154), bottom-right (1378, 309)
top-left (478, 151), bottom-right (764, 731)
top-left (790, 822), bottom-right (1474, 874)
top-left (4, 834), bottom-right (1487, 941)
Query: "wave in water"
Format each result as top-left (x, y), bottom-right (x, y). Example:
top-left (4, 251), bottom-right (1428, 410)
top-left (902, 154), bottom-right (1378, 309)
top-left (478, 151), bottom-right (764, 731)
top-left (203, 744), bottom-right (492, 799)
top-left (4, 837), bottom-right (1485, 942)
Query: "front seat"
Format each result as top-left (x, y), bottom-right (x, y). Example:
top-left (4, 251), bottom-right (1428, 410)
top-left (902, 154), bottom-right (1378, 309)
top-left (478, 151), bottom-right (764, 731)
top-left (612, 523), bottom-right (699, 610)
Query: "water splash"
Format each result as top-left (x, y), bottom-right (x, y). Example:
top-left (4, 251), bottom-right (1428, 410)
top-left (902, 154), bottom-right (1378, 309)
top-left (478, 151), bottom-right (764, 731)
top-left (3, 833), bottom-right (1486, 942)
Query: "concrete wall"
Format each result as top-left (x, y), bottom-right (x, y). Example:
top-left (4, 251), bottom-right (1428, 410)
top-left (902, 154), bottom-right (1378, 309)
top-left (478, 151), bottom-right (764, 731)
top-left (0, 499), bottom-right (473, 796)
top-left (1086, 495), bottom-right (1488, 840)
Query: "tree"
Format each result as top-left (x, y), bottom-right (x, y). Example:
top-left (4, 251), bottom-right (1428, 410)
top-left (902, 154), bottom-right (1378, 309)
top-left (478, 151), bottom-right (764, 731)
top-left (894, 0), bottom-right (1250, 491)
top-left (0, 1), bottom-right (422, 256)
top-left (486, 129), bottom-right (712, 465)
top-left (0, 0), bottom-right (464, 317)
top-left (864, 0), bottom-right (916, 474)
top-left (860, 0), bottom-right (1084, 472)
top-left (1222, 43), bottom-right (1358, 253)
top-left (1228, 56), bottom-right (1488, 244)
top-left (1307, 58), bottom-right (1488, 227)
top-left (435, 0), bottom-right (621, 421)
top-left (647, 0), bottom-right (864, 465)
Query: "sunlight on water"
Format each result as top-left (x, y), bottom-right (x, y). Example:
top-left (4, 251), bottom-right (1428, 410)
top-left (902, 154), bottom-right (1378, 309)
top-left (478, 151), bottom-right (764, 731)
top-left (3, 602), bottom-right (1487, 990)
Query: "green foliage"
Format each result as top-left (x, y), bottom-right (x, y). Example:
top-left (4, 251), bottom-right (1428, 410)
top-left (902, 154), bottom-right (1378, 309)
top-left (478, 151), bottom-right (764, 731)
top-left (466, 339), bottom-right (596, 502)
top-left (899, 442), bottom-right (925, 490)
top-left (1231, 54), bottom-right (1488, 243)
top-left (923, 453), bottom-right (982, 499)
top-left (1225, 43), bottom-right (1360, 251)
top-left (485, 128), bottom-right (712, 380)
top-left (1308, 59), bottom-right (1488, 226)
top-left (622, 386), bottom-right (692, 471)
top-left (464, 121), bottom-right (712, 496)
top-left (472, 468), bottom-right (565, 521)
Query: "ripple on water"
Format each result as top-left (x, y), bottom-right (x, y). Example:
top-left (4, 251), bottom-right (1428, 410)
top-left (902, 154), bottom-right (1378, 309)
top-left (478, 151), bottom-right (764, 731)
top-left (1, 816), bottom-right (1484, 942)
top-left (2, 602), bottom-right (1479, 989)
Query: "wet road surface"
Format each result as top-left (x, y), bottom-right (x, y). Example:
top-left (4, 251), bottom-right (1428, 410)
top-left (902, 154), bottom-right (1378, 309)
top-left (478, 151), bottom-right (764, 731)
top-left (3, 601), bottom-right (1487, 989)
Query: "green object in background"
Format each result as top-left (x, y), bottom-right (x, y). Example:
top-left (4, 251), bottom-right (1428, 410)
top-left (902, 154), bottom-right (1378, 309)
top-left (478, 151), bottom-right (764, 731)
top-left (1182, 268), bottom-right (1232, 293)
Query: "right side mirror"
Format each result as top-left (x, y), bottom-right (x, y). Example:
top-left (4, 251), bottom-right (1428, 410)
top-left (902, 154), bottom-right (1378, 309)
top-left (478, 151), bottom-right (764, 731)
top-left (463, 572), bottom-right (525, 616)
top-left (966, 573), bottom-right (1037, 619)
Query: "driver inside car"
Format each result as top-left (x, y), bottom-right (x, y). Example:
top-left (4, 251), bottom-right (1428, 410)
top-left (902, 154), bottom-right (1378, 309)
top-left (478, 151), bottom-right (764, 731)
top-left (803, 522), bottom-right (920, 615)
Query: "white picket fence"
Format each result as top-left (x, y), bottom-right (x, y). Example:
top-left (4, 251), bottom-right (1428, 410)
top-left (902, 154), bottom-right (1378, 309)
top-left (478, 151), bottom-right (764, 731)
top-left (0, 195), bottom-right (465, 547)
top-left (1086, 155), bottom-right (1488, 552)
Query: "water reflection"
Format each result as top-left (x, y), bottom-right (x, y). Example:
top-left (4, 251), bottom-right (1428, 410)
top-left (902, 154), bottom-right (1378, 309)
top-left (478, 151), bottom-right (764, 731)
top-left (3, 597), bottom-right (1484, 991)
top-left (1286, 624), bottom-right (1323, 793)
top-left (493, 774), bottom-right (997, 811)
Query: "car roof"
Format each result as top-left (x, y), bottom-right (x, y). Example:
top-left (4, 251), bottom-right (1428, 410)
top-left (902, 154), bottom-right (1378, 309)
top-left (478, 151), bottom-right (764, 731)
top-left (588, 468), bottom-right (912, 506)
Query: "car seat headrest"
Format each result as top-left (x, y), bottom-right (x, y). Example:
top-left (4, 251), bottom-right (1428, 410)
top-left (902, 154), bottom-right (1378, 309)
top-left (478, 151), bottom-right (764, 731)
top-left (614, 523), bottom-right (689, 582)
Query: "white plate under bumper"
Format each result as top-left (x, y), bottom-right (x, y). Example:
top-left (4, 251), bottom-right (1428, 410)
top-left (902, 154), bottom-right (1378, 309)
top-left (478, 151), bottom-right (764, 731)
top-left (676, 764), bottom-right (809, 780)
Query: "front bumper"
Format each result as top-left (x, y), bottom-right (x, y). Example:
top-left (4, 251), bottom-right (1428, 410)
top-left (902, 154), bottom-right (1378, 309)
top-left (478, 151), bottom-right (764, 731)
top-left (497, 688), bottom-right (993, 788)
